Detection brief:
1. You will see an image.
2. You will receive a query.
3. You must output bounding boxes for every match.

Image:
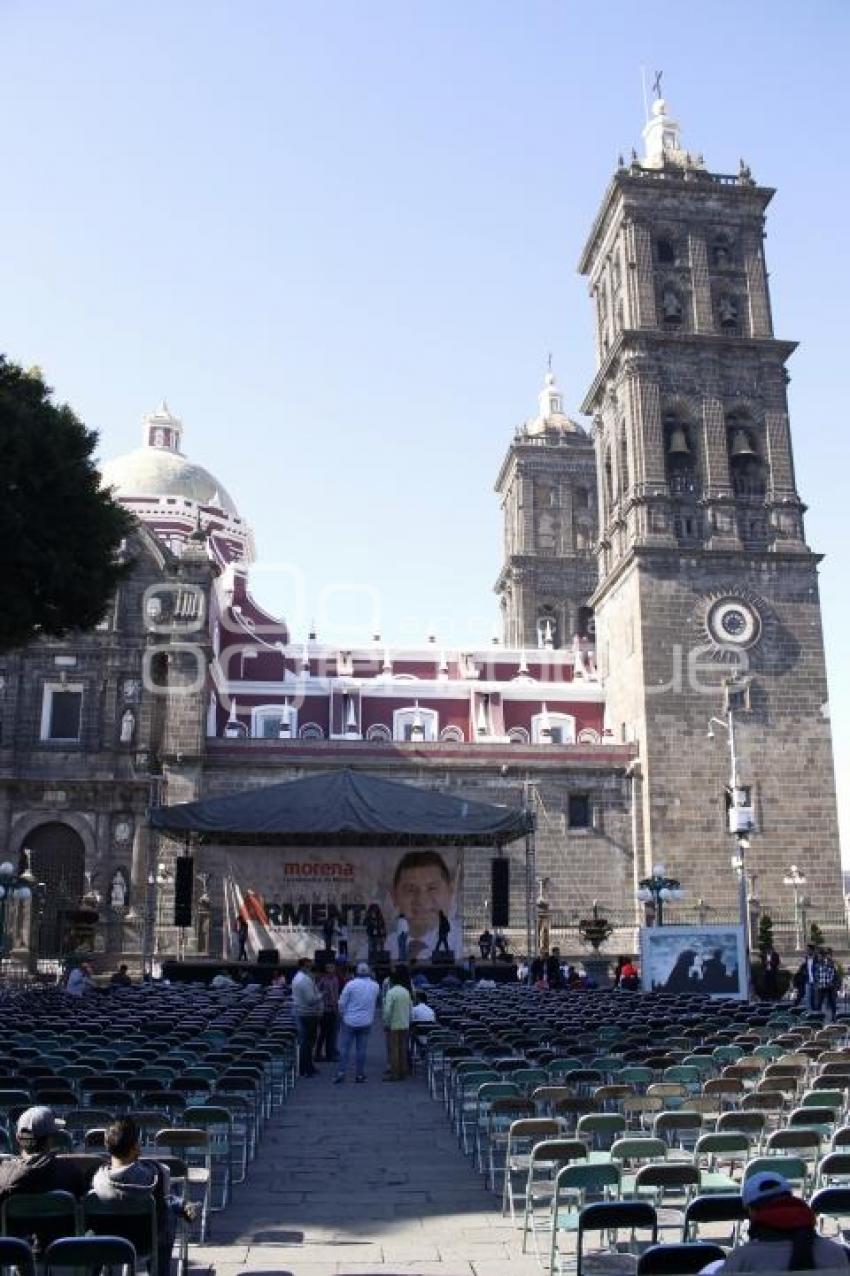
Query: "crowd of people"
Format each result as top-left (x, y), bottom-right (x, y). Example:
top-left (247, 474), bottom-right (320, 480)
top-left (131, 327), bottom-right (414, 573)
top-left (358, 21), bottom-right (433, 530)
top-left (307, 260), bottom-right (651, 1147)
top-left (289, 955), bottom-right (435, 1082)
top-left (793, 944), bottom-right (842, 1018)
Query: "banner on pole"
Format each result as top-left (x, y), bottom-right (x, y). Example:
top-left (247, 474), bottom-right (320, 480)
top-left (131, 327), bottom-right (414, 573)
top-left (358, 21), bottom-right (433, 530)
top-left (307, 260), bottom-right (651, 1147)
top-left (223, 845), bottom-right (461, 963)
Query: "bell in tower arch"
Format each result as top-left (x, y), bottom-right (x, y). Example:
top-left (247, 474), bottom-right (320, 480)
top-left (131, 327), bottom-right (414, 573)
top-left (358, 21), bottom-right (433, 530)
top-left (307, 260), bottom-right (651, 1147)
top-left (730, 428), bottom-right (757, 458)
top-left (667, 425), bottom-right (690, 455)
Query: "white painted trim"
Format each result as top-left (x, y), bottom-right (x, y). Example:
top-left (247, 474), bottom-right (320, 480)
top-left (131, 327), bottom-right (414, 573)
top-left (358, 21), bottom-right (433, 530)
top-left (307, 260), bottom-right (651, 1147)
top-left (218, 677), bottom-right (603, 702)
top-left (251, 702), bottom-right (298, 739)
top-left (393, 705), bottom-right (439, 742)
top-left (531, 711), bottom-right (576, 745)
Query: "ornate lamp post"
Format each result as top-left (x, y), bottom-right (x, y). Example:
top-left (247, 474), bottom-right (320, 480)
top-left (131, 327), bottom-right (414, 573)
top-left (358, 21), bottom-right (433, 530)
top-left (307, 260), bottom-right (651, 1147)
top-left (783, 865), bottom-right (808, 950)
top-left (0, 856), bottom-right (38, 976)
top-left (636, 864), bottom-right (684, 927)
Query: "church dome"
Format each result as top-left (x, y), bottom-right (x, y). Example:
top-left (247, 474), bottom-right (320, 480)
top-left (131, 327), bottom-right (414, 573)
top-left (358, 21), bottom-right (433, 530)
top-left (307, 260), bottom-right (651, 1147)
top-left (100, 401), bottom-right (239, 516)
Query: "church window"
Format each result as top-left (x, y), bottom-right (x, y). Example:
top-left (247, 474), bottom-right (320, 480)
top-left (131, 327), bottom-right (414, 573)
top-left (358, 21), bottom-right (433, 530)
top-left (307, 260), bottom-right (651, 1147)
top-left (664, 411), bottom-right (699, 496)
top-left (711, 233), bottom-right (734, 268)
top-left (536, 608), bottom-right (558, 649)
top-left (507, 726), bottom-right (529, 745)
top-left (619, 426), bottom-right (630, 494)
top-left (252, 703), bottom-right (298, 739)
top-left (656, 236), bottom-right (676, 264)
top-left (575, 487), bottom-right (590, 509)
top-left (366, 724), bottom-right (391, 743)
top-left (727, 412), bottom-right (767, 498)
top-left (568, 794), bottom-right (591, 829)
top-left (531, 711), bottom-right (575, 745)
top-left (393, 705), bottom-right (438, 742)
top-left (577, 606), bottom-right (595, 639)
top-left (41, 684), bottom-right (83, 742)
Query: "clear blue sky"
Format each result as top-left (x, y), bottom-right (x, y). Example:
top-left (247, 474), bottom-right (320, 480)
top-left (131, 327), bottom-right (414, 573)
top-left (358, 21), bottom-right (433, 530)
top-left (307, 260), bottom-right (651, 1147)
top-left (1, 0), bottom-right (847, 858)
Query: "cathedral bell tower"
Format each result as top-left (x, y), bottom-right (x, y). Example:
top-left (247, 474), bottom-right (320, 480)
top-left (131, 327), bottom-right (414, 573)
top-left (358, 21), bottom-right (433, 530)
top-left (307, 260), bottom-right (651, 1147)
top-left (495, 366), bottom-right (597, 649)
top-left (579, 96), bottom-right (841, 913)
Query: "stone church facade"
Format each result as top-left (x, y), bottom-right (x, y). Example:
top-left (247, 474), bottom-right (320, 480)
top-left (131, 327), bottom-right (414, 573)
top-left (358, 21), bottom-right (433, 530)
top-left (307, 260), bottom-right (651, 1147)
top-left (0, 97), bottom-right (841, 966)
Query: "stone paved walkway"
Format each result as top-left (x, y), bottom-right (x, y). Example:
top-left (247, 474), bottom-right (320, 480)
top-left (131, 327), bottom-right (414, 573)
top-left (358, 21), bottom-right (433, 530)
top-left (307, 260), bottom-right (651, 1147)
top-left (194, 1027), bottom-right (541, 1276)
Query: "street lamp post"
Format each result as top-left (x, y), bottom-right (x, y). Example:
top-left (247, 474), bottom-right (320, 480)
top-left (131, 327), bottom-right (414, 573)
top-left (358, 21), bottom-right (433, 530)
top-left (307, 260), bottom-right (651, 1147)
top-left (0, 858), bottom-right (38, 977)
top-left (783, 865), bottom-right (808, 950)
top-left (636, 864), bottom-right (684, 927)
top-left (708, 704), bottom-right (755, 952)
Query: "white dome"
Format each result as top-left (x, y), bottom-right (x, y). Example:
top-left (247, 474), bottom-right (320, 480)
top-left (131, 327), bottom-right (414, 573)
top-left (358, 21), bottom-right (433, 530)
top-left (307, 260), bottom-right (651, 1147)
top-left (100, 446), bottom-right (239, 516)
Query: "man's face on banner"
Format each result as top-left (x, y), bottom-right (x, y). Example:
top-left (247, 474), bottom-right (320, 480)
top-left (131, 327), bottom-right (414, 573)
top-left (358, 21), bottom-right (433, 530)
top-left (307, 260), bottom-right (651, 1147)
top-left (392, 862), bottom-right (453, 938)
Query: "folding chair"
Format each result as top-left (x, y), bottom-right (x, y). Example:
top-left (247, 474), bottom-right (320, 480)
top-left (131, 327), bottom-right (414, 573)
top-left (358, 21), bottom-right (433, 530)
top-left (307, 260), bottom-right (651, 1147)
top-left (633, 1164), bottom-right (700, 1234)
top-left (501, 1118), bottom-right (561, 1219)
top-left (153, 1128), bottom-right (211, 1242)
top-left (483, 1098), bottom-right (534, 1190)
top-left (636, 1241), bottom-right (726, 1274)
top-left (818, 1152), bottom-right (850, 1188)
top-left (520, 1138), bottom-right (588, 1257)
top-left (183, 1105), bottom-right (232, 1210)
top-left (576, 1200), bottom-right (657, 1276)
top-left (577, 1112), bottom-right (627, 1152)
top-left (82, 1195), bottom-right (156, 1275)
top-left (2, 1190), bottom-right (80, 1250)
top-left (743, 1154), bottom-right (808, 1195)
top-left (811, 1186), bottom-right (850, 1240)
top-left (44, 1236), bottom-right (136, 1276)
top-left (682, 1192), bottom-right (746, 1247)
top-left (550, 1162), bottom-right (622, 1276)
top-left (0, 1236), bottom-right (36, 1276)
top-left (652, 1110), bottom-right (702, 1155)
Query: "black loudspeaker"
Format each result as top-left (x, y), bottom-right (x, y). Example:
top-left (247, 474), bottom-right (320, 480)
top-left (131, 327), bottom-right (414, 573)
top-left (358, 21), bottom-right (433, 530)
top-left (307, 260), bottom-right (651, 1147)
top-left (491, 858), bottom-right (510, 927)
top-left (257, 949), bottom-right (278, 966)
top-left (173, 856), bottom-right (194, 928)
top-left (431, 952), bottom-right (455, 966)
top-left (374, 948), bottom-right (391, 965)
top-left (314, 948), bottom-right (334, 966)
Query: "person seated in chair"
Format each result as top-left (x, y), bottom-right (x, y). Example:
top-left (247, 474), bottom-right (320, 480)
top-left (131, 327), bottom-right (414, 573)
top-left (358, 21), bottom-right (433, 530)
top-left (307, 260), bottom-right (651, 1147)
top-left (715, 1171), bottom-right (849, 1272)
top-left (0, 1106), bottom-right (87, 1202)
top-left (89, 1117), bottom-right (196, 1276)
top-left (0, 1107), bottom-right (88, 1250)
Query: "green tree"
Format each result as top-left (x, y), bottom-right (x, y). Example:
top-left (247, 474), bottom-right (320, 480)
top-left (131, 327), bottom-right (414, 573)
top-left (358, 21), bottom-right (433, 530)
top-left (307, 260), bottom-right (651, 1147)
top-left (0, 358), bottom-right (132, 651)
top-left (757, 913), bottom-right (775, 957)
top-left (809, 920), bottom-right (826, 949)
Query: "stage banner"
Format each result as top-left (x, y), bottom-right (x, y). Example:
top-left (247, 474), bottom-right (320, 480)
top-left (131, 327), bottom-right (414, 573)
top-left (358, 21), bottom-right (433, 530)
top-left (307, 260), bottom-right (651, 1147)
top-left (640, 924), bottom-right (749, 999)
top-left (223, 845), bottom-right (461, 963)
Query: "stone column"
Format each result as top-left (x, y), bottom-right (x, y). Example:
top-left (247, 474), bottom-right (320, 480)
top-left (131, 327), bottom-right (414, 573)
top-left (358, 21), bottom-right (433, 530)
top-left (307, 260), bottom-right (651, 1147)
top-left (689, 231), bottom-right (714, 333)
top-left (743, 228), bottom-right (772, 338)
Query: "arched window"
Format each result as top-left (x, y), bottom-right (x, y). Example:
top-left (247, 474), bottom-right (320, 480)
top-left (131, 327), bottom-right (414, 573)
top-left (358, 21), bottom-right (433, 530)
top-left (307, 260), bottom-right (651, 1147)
top-left (507, 726), bottom-right (530, 745)
top-left (393, 705), bottom-right (438, 742)
top-left (439, 725), bottom-right (464, 743)
top-left (536, 607), bottom-right (558, 649)
top-left (299, 722), bottom-right (324, 740)
top-left (604, 449), bottom-right (614, 507)
top-left (577, 606), bottom-right (595, 639)
top-left (577, 728), bottom-right (601, 745)
top-left (664, 410), bottom-right (699, 496)
top-left (727, 411), bottom-right (767, 498)
top-left (710, 233), bottom-right (734, 268)
top-left (619, 426), bottom-right (630, 496)
top-left (252, 703), bottom-right (298, 739)
top-left (366, 723), bottom-right (391, 743)
top-left (656, 236), bottom-right (676, 264)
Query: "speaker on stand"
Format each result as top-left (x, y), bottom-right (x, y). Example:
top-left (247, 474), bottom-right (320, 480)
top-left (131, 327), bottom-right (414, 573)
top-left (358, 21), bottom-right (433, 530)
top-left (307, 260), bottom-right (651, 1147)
top-left (173, 856), bottom-right (194, 929)
top-left (491, 857), bottom-right (510, 928)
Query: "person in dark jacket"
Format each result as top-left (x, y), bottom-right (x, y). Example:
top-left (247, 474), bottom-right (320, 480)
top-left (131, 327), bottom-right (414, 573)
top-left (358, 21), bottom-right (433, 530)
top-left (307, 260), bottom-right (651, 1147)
top-left (89, 1117), bottom-right (195, 1276)
top-left (0, 1107), bottom-right (88, 1248)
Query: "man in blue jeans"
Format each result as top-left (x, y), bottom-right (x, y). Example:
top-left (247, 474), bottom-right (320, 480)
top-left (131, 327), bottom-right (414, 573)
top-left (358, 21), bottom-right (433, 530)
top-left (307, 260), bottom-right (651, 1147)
top-left (334, 962), bottom-right (380, 1083)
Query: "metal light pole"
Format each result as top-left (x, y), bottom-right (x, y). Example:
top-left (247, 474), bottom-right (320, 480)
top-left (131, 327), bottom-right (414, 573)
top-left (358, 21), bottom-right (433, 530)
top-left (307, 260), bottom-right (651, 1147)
top-left (0, 858), bottom-right (38, 978)
top-left (637, 864), bottom-right (684, 927)
top-left (783, 865), bottom-right (807, 950)
top-left (708, 706), bottom-right (753, 949)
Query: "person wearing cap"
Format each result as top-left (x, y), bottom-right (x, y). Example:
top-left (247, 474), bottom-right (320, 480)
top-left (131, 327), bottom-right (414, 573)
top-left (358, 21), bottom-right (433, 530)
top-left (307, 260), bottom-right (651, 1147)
top-left (334, 961), bottom-right (380, 1084)
top-left (0, 1107), bottom-right (87, 1208)
top-left (716, 1171), bottom-right (849, 1272)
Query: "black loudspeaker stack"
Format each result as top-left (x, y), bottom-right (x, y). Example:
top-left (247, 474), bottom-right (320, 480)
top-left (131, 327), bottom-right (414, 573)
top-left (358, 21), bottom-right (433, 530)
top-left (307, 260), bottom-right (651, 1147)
top-left (257, 949), bottom-right (279, 966)
top-left (173, 856), bottom-right (194, 927)
top-left (491, 857), bottom-right (510, 927)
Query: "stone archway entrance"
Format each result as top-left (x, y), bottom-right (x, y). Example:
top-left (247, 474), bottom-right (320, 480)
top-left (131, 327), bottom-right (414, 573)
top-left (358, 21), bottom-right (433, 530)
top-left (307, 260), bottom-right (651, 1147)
top-left (24, 823), bottom-right (86, 957)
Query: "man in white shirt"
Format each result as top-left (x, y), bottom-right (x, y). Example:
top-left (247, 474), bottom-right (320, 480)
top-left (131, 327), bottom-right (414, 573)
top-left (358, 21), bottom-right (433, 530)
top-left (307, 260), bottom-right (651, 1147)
top-left (334, 962), bottom-right (380, 1084)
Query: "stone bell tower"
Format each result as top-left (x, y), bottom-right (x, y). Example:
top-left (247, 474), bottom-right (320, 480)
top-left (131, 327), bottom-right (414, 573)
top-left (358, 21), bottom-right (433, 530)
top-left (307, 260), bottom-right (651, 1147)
top-left (579, 95), bottom-right (841, 915)
top-left (495, 367), bottom-right (597, 649)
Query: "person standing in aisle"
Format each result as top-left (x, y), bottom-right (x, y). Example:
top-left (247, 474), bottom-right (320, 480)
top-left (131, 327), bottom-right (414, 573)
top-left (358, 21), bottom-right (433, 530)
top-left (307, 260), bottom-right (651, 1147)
top-left (396, 912), bottom-right (409, 961)
top-left (334, 962), bottom-right (380, 1084)
top-left (382, 968), bottom-right (412, 1081)
top-left (291, 958), bottom-right (323, 1077)
top-left (315, 959), bottom-right (341, 1062)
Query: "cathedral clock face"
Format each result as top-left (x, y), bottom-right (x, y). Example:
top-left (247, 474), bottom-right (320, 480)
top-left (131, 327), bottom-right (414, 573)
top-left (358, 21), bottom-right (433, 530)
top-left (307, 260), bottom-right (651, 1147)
top-left (707, 596), bottom-right (761, 649)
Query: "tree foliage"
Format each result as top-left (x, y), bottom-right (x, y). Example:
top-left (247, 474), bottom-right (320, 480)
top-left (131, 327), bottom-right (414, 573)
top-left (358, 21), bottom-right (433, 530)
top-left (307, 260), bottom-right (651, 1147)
top-left (757, 913), bottom-right (775, 956)
top-left (809, 920), bottom-right (826, 949)
top-left (0, 357), bottom-right (133, 651)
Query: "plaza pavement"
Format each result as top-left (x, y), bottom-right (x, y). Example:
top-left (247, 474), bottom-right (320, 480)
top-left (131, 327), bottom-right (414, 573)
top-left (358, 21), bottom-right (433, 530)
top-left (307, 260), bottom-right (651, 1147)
top-left (193, 1025), bottom-right (542, 1276)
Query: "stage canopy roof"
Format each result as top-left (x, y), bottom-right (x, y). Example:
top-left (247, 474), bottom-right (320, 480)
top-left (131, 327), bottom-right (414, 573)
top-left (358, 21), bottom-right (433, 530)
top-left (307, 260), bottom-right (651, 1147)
top-left (148, 768), bottom-right (533, 848)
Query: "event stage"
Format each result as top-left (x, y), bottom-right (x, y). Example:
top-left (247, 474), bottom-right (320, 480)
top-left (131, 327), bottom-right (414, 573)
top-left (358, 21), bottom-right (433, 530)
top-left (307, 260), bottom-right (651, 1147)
top-left (160, 957), bottom-right (519, 986)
